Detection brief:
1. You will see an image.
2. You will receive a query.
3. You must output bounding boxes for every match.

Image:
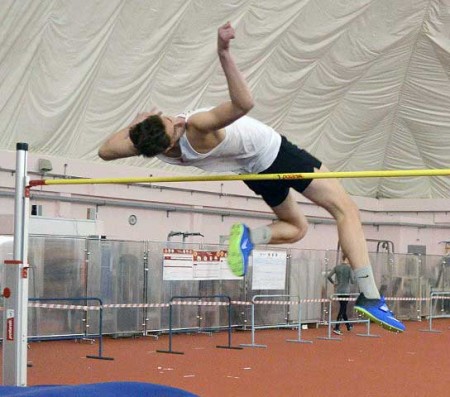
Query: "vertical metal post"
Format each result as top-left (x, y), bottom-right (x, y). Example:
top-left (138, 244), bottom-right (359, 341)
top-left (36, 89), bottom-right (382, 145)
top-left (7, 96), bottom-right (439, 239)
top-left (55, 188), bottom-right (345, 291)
top-left (3, 143), bottom-right (30, 386)
top-left (322, 252), bottom-right (330, 322)
top-left (286, 299), bottom-right (312, 344)
top-left (417, 255), bottom-right (422, 319)
top-left (240, 300), bottom-right (267, 348)
top-left (250, 303), bottom-right (256, 344)
top-left (168, 303), bottom-right (173, 352)
top-left (142, 242), bottom-right (149, 335)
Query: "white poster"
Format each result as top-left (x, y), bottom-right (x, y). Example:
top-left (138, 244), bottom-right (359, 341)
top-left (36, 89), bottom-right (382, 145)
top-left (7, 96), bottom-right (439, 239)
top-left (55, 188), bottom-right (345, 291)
top-left (162, 249), bottom-right (194, 281)
top-left (163, 249), bottom-right (240, 281)
top-left (251, 250), bottom-right (287, 290)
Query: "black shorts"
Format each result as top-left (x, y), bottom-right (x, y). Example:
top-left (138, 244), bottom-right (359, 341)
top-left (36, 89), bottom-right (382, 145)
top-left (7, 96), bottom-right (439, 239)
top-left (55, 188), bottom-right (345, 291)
top-left (244, 136), bottom-right (322, 207)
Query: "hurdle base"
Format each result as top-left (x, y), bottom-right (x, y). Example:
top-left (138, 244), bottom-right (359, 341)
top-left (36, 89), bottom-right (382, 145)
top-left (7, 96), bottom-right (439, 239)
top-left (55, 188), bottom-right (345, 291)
top-left (356, 333), bottom-right (380, 338)
top-left (143, 331), bottom-right (159, 340)
top-left (79, 338), bottom-right (96, 345)
top-left (86, 355), bottom-right (114, 361)
top-left (419, 329), bottom-right (443, 333)
top-left (316, 336), bottom-right (341, 341)
top-left (156, 349), bottom-right (185, 355)
top-left (216, 345), bottom-right (243, 350)
top-left (286, 339), bottom-right (313, 344)
top-left (240, 343), bottom-right (267, 348)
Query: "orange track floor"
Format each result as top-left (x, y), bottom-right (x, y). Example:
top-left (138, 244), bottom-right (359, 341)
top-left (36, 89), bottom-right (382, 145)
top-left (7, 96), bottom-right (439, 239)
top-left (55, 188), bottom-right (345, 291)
top-left (2, 319), bottom-right (449, 397)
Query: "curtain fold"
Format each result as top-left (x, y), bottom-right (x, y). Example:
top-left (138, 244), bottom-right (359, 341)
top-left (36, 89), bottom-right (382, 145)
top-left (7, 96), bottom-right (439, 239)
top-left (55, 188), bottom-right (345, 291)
top-left (0, 0), bottom-right (448, 198)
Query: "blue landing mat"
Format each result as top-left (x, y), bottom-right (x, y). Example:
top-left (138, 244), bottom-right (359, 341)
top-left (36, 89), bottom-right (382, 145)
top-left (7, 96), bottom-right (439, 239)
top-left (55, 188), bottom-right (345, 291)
top-left (0, 382), bottom-right (199, 396)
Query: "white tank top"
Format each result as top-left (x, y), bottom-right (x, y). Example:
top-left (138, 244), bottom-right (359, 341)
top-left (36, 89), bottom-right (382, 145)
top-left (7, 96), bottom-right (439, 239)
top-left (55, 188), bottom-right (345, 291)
top-left (157, 108), bottom-right (281, 173)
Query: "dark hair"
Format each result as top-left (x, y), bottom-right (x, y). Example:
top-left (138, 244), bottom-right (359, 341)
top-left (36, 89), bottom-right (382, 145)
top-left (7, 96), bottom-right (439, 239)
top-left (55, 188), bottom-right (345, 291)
top-left (129, 115), bottom-right (170, 157)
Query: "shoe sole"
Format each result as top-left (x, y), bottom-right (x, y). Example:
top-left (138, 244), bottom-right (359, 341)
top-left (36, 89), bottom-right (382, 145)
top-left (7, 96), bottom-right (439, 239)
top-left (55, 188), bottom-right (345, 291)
top-left (354, 306), bottom-right (404, 333)
top-left (227, 224), bottom-right (245, 277)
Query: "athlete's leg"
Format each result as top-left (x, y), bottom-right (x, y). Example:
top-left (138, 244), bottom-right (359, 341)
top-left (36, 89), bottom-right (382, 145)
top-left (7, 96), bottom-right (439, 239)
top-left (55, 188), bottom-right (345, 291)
top-left (300, 165), bottom-right (405, 332)
top-left (266, 192), bottom-right (308, 244)
top-left (301, 165), bottom-right (369, 272)
top-left (300, 165), bottom-right (382, 300)
top-left (227, 192), bottom-right (307, 276)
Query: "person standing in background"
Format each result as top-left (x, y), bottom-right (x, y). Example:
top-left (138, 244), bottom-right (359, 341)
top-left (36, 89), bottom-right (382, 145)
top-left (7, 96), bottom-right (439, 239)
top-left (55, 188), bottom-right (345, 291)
top-left (327, 254), bottom-right (355, 335)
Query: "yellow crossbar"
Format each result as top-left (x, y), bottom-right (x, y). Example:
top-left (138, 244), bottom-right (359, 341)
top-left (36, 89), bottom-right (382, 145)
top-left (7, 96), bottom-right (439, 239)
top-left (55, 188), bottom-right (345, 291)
top-left (28, 169), bottom-right (450, 187)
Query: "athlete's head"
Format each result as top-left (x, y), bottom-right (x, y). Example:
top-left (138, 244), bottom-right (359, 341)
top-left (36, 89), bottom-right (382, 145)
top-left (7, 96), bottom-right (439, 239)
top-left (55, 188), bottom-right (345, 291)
top-left (129, 115), bottom-right (170, 157)
top-left (129, 114), bottom-right (185, 157)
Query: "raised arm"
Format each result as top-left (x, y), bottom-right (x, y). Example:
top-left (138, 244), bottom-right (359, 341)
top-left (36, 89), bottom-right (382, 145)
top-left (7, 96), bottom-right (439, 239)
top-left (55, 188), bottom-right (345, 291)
top-left (188, 22), bottom-right (254, 132)
top-left (98, 109), bottom-right (160, 160)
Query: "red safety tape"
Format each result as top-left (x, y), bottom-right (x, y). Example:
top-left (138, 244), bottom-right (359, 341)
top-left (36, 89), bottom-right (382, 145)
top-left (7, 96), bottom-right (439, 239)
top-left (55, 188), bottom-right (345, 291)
top-left (103, 303), bottom-right (169, 308)
top-left (4, 295), bottom-right (445, 312)
top-left (28, 303), bottom-right (92, 310)
top-left (253, 299), bottom-right (329, 305)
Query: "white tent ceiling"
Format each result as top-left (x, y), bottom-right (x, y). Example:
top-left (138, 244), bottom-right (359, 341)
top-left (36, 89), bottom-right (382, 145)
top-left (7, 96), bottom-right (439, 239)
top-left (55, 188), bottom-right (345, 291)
top-left (1, 0), bottom-right (449, 199)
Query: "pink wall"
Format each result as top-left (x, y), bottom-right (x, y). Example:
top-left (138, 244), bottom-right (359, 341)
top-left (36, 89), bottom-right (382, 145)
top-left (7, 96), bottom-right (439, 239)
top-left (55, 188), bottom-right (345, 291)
top-left (0, 149), bottom-right (449, 255)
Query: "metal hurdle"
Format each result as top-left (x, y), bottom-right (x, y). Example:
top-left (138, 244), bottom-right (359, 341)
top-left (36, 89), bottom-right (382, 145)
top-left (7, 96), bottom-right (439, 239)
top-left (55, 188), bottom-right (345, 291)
top-left (240, 294), bottom-right (312, 348)
top-left (28, 297), bottom-right (114, 360)
top-left (156, 295), bottom-right (243, 354)
top-left (419, 290), bottom-right (450, 333)
top-left (317, 293), bottom-right (379, 341)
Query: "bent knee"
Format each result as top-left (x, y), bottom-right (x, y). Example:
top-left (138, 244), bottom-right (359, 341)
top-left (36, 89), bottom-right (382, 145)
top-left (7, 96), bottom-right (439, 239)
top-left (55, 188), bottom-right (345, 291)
top-left (288, 222), bottom-right (308, 243)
